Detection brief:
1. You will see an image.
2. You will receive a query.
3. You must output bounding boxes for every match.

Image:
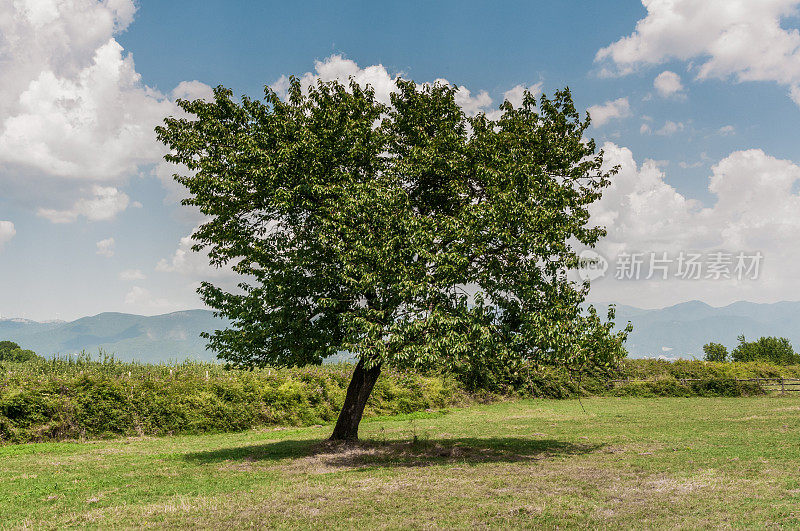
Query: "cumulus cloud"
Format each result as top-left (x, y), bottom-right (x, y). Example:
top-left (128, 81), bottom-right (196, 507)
top-left (95, 237), bottom-right (115, 257)
top-left (0, 221), bottom-right (15, 251)
top-left (272, 54), bottom-right (400, 106)
top-left (587, 143), bottom-right (800, 307)
top-left (502, 82), bottom-right (544, 108)
top-left (124, 286), bottom-right (172, 310)
top-left (655, 120), bottom-right (685, 136)
top-left (587, 97), bottom-right (631, 127)
top-left (172, 80), bottom-right (215, 102)
top-left (653, 71), bottom-right (685, 98)
top-left (591, 143), bottom-right (701, 255)
top-left (119, 269), bottom-right (145, 280)
top-left (791, 84), bottom-right (800, 106)
top-left (37, 186), bottom-right (130, 223)
top-left (0, 0), bottom-right (211, 211)
top-left (270, 54), bottom-right (538, 118)
top-left (595, 0), bottom-right (800, 106)
top-left (156, 228), bottom-right (234, 278)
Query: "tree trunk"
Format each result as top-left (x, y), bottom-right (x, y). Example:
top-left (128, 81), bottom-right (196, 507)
top-left (330, 358), bottom-right (382, 441)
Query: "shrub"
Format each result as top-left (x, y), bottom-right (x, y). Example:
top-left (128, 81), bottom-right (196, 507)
top-left (703, 342), bottom-right (728, 362)
top-left (608, 377), bottom-right (765, 398)
top-left (610, 379), bottom-right (692, 398)
top-left (0, 358), bottom-right (469, 443)
top-left (0, 341), bottom-right (21, 354)
top-left (0, 342), bottom-right (43, 363)
top-left (689, 378), bottom-right (764, 397)
top-left (0, 340), bottom-right (42, 363)
top-left (0, 356), bottom-right (792, 444)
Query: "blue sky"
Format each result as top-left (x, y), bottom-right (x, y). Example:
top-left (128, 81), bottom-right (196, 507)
top-left (2, 0), bottom-right (800, 320)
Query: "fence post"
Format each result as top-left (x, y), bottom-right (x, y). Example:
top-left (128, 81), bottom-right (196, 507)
top-left (780, 378), bottom-right (785, 394)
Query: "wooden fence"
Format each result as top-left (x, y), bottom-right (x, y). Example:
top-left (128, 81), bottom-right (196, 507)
top-left (608, 378), bottom-right (800, 393)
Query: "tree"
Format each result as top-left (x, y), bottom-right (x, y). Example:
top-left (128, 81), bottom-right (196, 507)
top-left (156, 77), bottom-right (629, 440)
top-left (0, 341), bottom-right (40, 362)
top-left (732, 335), bottom-right (799, 364)
top-left (0, 340), bottom-right (20, 354)
top-left (702, 342), bottom-right (728, 362)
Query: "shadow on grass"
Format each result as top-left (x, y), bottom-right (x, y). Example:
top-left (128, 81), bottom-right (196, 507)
top-left (184, 437), bottom-right (604, 469)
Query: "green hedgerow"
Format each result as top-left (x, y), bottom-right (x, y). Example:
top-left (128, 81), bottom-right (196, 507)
top-left (0, 356), bottom-right (793, 443)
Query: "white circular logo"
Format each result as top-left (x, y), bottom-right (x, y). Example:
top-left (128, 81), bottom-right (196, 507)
top-left (577, 250), bottom-right (608, 281)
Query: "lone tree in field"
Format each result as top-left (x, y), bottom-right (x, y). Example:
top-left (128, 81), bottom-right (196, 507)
top-left (157, 78), bottom-right (629, 440)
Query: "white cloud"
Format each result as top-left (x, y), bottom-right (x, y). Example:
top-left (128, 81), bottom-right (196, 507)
top-left (452, 85), bottom-right (493, 116)
top-left (587, 97), bottom-right (631, 127)
top-left (0, 0), bottom-right (212, 210)
top-left (718, 125), bottom-right (736, 136)
top-left (653, 71), bottom-right (685, 98)
top-left (270, 54), bottom-right (531, 118)
top-left (591, 143), bottom-right (701, 256)
top-left (156, 228), bottom-right (234, 278)
top-left (596, 0), bottom-right (800, 106)
top-left (119, 269), bottom-right (145, 280)
top-left (37, 186), bottom-right (130, 223)
top-left (791, 84), bottom-right (800, 106)
top-left (587, 143), bottom-right (800, 307)
top-left (640, 123), bottom-right (651, 135)
top-left (502, 82), bottom-right (544, 108)
top-left (95, 237), bottom-right (115, 258)
top-left (124, 286), bottom-right (171, 309)
top-left (0, 221), bottom-right (15, 251)
top-left (645, 158), bottom-right (669, 168)
top-left (172, 80), bottom-right (215, 102)
top-left (0, 36), bottom-right (172, 181)
top-left (271, 54), bottom-right (401, 107)
top-left (655, 120), bottom-right (685, 136)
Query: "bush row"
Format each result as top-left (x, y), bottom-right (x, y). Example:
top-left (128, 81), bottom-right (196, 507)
top-left (1, 357), bottom-right (794, 443)
top-left (616, 358), bottom-right (800, 380)
top-left (0, 358), bottom-right (468, 443)
top-left (490, 362), bottom-right (771, 399)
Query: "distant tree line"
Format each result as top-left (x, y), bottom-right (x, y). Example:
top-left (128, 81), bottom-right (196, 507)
top-left (703, 335), bottom-right (800, 365)
top-left (0, 341), bottom-right (41, 363)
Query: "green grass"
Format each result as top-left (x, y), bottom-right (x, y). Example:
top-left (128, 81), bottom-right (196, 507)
top-left (2, 396), bottom-right (799, 528)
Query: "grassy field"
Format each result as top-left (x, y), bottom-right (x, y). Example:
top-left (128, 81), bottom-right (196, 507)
top-left (1, 396), bottom-right (799, 528)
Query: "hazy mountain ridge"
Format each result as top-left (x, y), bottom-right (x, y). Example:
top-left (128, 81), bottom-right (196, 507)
top-left (0, 310), bottom-right (228, 363)
top-left (593, 300), bottom-right (800, 358)
top-left (3, 301), bottom-right (799, 361)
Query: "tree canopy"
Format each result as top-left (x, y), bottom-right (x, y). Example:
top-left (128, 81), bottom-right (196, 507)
top-left (157, 77), bottom-right (629, 439)
top-left (702, 342), bottom-right (729, 362)
top-left (0, 341), bottom-right (39, 363)
top-left (732, 335), bottom-right (799, 364)
top-left (0, 341), bottom-right (20, 354)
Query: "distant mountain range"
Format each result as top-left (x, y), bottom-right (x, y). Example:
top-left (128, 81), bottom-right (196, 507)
top-left (2, 300), bottom-right (799, 362)
top-left (0, 310), bottom-right (227, 363)
top-left (593, 300), bottom-right (800, 359)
